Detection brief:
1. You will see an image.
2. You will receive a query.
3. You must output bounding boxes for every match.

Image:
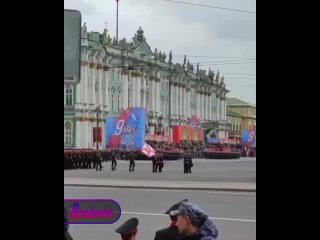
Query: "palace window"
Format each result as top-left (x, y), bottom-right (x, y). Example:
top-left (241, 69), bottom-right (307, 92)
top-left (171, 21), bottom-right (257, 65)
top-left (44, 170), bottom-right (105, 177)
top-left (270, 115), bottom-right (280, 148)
top-left (64, 121), bottom-right (73, 145)
top-left (65, 85), bottom-right (73, 107)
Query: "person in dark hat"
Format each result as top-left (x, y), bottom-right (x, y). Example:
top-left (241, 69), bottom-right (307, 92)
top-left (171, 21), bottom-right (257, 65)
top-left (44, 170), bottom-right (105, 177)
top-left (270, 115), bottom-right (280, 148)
top-left (170, 202), bottom-right (219, 240)
top-left (64, 207), bottom-right (73, 240)
top-left (115, 218), bottom-right (139, 240)
top-left (154, 199), bottom-right (188, 240)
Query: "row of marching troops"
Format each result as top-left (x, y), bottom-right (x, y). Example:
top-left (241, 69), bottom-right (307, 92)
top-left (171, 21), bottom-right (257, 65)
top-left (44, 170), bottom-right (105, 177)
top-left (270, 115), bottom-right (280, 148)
top-left (64, 199), bottom-right (219, 240)
top-left (64, 149), bottom-right (135, 171)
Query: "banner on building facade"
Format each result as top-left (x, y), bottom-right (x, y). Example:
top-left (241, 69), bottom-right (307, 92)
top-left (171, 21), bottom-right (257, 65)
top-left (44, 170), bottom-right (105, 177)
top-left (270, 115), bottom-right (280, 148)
top-left (93, 127), bottom-right (103, 143)
top-left (242, 127), bottom-right (256, 147)
top-left (172, 126), bottom-right (204, 143)
top-left (105, 108), bottom-right (146, 150)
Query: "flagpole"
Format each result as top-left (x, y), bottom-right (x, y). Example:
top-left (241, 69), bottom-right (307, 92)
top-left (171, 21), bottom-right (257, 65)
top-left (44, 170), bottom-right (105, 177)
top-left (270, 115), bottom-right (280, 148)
top-left (116, 0), bottom-right (119, 42)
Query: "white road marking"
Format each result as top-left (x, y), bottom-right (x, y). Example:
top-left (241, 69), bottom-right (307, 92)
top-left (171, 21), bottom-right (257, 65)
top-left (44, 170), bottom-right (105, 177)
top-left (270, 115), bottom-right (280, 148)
top-left (64, 186), bottom-right (256, 195)
top-left (122, 211), bottom-right (256, 223)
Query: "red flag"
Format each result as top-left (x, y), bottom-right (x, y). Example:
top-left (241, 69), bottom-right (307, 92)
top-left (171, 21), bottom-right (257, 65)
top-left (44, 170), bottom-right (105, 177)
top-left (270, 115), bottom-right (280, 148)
top-left (141, 143), bottom-right (155, 158)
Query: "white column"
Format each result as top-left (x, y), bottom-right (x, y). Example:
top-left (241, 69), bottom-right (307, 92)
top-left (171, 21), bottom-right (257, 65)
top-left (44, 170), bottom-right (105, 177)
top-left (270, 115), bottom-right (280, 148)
top-left (156, 80), bottom-right (160, 113)
top-left (76, 79), bottom-right (81, 104)
top-left (150, 79), bottom-right (154, 111)
top-left (96, 67), bottom-right (102, 106)
top-left (122, 71), bottom-right (128, 110)
top-left (207, 95), bottom-right (210, 120)
top-left (207, 94), bottom-right (210, 121)
top-left (131, 74), bottom-right (137, 107)
top-left (208, 94), bottom-right (212, 120)
top-left (199, 92), bottom-right (202, 118)
top-left (200, 93), bottom-right (203, 120)
top-left (188, 90), bottom-right (190, 117)
top-left (88, 120), bottom-right (92, 148)
top-left (83, 62), bottom-right (88, 105)
top-left (103, 67), bottom-right (109, 109)
top-left (222, 99), bottom-right (226, 120)
top-left (170, 83), bottom-right (174, 116)
top-left (175, 84), bottom-right (179, 116)
top-left (204, 94), bottom-right (206, 120)
top-left (88, 65), bottom-right (92, 105)
top-left (183, 88), bottom-right (186, 118)
top-left (180, 86), bottom-right (183, 117)
top-left (136, 76), bottom-right (141, 108)
top-left (196, 92), bottom-right (200, 117)
top-left (220, 98), bottom-right (223, 120)
top-left (84, 116), bottom-right (88, 148)
top-left (75, 120), bottom-right (80, 148)
top-left (216, 96), bottom-right (220, 121)
top-left (80, 118), bottom-right (83, 148)
top-left (212, 93), bottom-right (215, 120)
top-left (143, 76), bottom-right (147, 109)
top-left (224, 99), bottom-right (227, 120)
top-left (90, 64), bottom-right (96, 106)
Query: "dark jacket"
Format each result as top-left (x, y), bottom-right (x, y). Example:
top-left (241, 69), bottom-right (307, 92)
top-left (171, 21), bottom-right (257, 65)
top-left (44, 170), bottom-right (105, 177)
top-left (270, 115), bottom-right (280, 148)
top-left (64, 208), bottom-right (73, 240)
top-left (154, 226), bottom-right (182, 240)
top-left (198, 218), bottom-right (219, 240)
top-left (181, 218), bottom-right (219, 240)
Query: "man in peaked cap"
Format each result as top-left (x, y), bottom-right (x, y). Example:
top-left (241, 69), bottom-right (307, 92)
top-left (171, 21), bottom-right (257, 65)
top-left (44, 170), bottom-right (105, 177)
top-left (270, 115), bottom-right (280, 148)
top-left (171, 202), bottom-right (219, 240)
top-left (115, 218), bottom-right (139, 240)
top-left (154, 199), bottom-right (188, 240)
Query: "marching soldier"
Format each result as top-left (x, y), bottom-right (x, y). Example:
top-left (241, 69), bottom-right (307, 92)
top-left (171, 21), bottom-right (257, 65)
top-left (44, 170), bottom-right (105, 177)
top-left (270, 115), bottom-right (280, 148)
top-left (95, 151), bottom-right (102, 171)
top-left (129, 151), bottom-right (135, 172)
top-left (111, 150), bottom-right (118, 171)
top-left (115, 218), bottom-right (139, 240)
top-left (158, 152), bottom-right (164, 173)
top-left (183, 152), bottom-right (193, 174)
top-left (153, 153), bottom-right (158, 172)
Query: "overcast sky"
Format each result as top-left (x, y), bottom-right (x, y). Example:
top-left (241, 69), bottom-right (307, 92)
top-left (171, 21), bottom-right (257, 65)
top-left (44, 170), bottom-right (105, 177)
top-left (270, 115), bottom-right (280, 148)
top-left (64, 0), bottom-right (256, 104)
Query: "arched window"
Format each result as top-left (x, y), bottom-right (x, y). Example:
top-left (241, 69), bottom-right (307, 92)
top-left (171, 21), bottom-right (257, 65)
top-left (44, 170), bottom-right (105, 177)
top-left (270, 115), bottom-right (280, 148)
top-left (64, 121), bottom-right (73, 145)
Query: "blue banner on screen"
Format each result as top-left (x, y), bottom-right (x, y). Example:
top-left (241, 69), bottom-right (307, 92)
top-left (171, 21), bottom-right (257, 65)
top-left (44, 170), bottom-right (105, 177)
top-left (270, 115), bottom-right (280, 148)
top-left (105, 108), bottom-right (146, 150)
top-left (207, 138), bottom-right (219, 144)
top-left (242, 131), bottom-right (249, 143)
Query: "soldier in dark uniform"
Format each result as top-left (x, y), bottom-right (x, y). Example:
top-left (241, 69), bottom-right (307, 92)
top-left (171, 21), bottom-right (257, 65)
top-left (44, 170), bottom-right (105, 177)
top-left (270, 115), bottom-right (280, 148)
top-left (129, 151), bottom-right (135, 172)
top-left (115, 217), bottom-right (139, 240)
top-left (95, 151), bottom-right (102, 171)
top-left (64, 207), bottom-right (73, 240)
top-left (158, 152), bottom-right (164, 172)
top-left (154, 199), bottom-right (188, 240)
top-left (183, 152), bottom-right (193, 174)
top-left (111, 150), bottom-right (118, 171)
top-left (153, 153), bottom-right (158, 172)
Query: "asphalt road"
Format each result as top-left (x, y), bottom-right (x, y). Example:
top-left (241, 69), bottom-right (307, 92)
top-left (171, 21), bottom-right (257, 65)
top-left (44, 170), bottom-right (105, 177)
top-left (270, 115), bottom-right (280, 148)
top-left (64, 186), bottom-right (256, 240)
top-left (64, 158), bottom-right (256, 183)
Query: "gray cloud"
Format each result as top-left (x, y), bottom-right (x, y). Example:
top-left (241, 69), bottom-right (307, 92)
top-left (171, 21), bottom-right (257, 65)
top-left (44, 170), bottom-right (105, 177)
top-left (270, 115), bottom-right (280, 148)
top-left (64, 0), bottom-right (256, 103)
top-left (64, 0), bottom-right (97, 16)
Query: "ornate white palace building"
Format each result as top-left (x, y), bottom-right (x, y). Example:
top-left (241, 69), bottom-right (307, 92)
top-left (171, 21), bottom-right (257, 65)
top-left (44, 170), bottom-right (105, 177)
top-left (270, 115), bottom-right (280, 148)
top-left (64, 23), bottom-right (229, 149)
